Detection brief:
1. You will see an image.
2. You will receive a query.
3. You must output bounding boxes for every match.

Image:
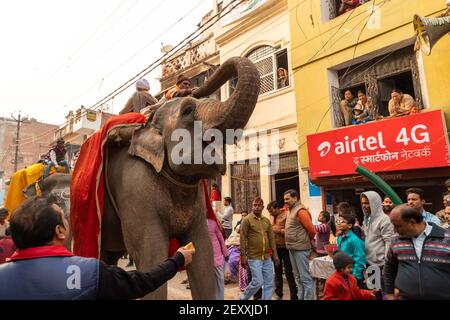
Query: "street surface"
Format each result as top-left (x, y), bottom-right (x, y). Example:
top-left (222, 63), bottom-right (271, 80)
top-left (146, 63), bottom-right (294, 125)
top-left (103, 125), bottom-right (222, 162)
top-left (118, 257), bottom-right (290, 300)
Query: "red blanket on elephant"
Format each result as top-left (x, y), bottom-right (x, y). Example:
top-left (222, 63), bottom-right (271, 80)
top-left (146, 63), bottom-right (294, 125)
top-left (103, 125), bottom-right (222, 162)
top-left (71, 113), bottom-right (146, 258)
top-left (71, 113), bottom-right (225, 259)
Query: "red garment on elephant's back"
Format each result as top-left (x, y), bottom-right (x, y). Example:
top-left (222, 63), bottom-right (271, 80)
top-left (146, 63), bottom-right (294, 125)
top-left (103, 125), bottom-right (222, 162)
top-left (71, 113), bottom-right (146, 258)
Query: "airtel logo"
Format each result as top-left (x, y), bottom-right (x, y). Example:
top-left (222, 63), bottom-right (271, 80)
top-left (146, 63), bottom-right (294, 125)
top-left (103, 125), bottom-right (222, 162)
top-left (317, 141), bottom-right (331, 157)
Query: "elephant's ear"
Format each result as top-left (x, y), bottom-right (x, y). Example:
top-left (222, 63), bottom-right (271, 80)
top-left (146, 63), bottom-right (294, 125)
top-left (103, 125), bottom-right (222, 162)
top-left (128, 125), bottom-right (164, 173)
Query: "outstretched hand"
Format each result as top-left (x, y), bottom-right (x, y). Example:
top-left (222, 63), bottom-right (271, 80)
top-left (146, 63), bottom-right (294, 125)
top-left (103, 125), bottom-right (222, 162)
top-left (177, 247), bottom-right (196, 266)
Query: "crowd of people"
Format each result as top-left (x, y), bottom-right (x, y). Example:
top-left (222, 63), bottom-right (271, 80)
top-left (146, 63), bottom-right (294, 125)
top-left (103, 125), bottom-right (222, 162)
top-left (340, 88), bottom-right (420, 127)
top-left (1, 72), bottom-right (448, 300)
top-left (211, 178), bottom-right (450, 300)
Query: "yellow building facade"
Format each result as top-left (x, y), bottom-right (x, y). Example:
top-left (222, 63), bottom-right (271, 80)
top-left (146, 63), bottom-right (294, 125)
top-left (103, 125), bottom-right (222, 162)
top-left (215, 0), bottom-right (302, 215)
top-left (289, 0), bottom-right (450, 217)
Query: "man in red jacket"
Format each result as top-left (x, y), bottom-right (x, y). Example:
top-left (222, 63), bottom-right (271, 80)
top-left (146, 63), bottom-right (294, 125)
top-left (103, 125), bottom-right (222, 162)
top-left (323, 252), bottom-right (377, 300)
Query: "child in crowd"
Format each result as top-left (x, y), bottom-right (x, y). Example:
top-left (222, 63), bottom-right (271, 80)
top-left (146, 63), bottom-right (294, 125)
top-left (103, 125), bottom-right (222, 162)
top-left (351, 102), bottom-right (369, 125)
top-left (336, 213), bottom-right (366, 287)
top-left (314, 211), bottom-right (331, 256)
top-left (323, 252), bottom-right (376, 300)
top-left (337, 203), bottom-right (364, 240)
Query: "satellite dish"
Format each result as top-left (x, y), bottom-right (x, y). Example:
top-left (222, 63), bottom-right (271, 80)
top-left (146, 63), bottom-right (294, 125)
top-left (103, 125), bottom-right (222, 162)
top-left (161, 44), bottom-right (173, 54)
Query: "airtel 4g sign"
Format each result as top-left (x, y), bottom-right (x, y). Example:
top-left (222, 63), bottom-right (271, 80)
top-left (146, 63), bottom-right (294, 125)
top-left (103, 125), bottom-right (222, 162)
top-left (307, 110), bottom-right (450, 178)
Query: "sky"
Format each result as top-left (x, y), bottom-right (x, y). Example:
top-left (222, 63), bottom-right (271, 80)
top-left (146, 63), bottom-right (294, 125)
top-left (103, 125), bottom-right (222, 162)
top-left (0, 0), bottom-right (213, 125)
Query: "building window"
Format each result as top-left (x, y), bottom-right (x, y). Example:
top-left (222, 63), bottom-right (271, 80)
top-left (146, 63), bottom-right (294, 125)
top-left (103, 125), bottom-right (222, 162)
top-left (331, 46), bottom-right (423, 128)
top-left (230, 160), bottom-right (261, 213)
top-left (229, 45), bottom-right (290, 96)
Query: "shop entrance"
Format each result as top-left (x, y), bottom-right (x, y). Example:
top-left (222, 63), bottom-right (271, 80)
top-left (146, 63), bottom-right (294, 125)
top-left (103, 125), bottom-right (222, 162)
top-left (271, 152), bottom-right (300, 206)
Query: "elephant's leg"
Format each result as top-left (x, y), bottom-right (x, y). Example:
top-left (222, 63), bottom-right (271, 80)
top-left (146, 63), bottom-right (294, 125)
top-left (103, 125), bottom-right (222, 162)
top-left (100, 193), bottom-right (126, 265)
top-left (184, 217), bottom-right (216, 300)
top-left (121, 218), bottom-right (170, 300)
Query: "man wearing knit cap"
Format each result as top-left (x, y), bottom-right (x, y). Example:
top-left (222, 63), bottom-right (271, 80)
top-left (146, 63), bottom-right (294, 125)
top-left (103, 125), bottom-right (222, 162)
top-left (164, 74), bottom-right (196, 100)
top-left (119, 78), bottom-right (158, 114)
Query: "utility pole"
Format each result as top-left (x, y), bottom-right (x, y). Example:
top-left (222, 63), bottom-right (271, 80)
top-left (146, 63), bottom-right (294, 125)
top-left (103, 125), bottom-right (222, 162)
top-left (11, 111), bottom-right (27, 172)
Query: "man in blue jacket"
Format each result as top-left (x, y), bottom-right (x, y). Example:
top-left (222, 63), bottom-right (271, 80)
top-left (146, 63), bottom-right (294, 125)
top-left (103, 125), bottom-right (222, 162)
top-left (0, 195), bottom-right (195, 300)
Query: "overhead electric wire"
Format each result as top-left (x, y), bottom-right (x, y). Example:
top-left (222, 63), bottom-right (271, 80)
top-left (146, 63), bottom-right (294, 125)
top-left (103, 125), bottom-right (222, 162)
top-left (37, 0), bottom-right (132, 88)
top-left (62, 0), bottom-right (209, 111)
top-left (12, 0), bottom-right (246, 146)
top-left (339, 0), bottom-right (378, 83)
top-left (13, 0), bottom-right (393, 149)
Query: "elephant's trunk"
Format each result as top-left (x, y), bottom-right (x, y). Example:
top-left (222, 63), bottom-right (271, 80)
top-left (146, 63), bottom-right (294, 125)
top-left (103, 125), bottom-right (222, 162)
top-left (192, 57), bottom-right (260, 135)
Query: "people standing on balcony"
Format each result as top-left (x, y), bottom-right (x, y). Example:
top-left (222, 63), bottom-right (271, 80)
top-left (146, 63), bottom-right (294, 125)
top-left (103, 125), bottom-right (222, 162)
top-left (340, 89), bottom-right (358, 126)
top-left (351, 102), bottom-right (370, 125)
top-left (284, 189), bottom-right (316, 300)
top-left (388, 89), bottom-right (419, 118)
top-left (357, 90), bottom-right (379, 121)
top-left (277, 68), bottom-right (289, 89)
top-left (119, 78), bottom-right (158, 115)
top-left (338, 0), bottom-right (361, 15)
top-left (43, 138), bottom-right (70, 178)
top-left (406, 188), bottom-right (442, 225)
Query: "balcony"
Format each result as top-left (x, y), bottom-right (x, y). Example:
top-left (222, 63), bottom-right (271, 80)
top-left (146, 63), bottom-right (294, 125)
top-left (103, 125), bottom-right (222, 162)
top-left (73, 109), bottom-right (101, 136)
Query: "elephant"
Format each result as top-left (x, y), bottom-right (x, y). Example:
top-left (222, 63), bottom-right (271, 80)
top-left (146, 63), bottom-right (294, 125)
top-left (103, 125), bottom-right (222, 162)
top-left (99, 57), bottom-right (260, 299)
top-left (23, 173), bottom-right (72, 250)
